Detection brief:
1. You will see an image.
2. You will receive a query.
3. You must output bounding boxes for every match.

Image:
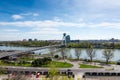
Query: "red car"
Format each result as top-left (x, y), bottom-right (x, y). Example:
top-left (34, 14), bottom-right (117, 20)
top-left (36, 73), bottom-right (41, 78)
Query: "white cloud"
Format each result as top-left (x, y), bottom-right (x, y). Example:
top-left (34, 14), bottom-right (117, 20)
top-left (21, 12), bottom-right (39, 17)
top-left (32, 13), bottom-right (39, 16)
top-left (88, 0), bottom-right (120, 10)
top-left (1, 20), bottom-right (120, 29)
top-left (12, 15), bottom-right (23, 20)
top-left (3, 29), bottom-right (19, 32)
top-left (28, 30), bottom-right (65, 35)
top-left (1, 20), bottom-right (120, 40)
top-left (11, 13), bottom-right (39, 20)
top-left (0, 20), bottom-right (86, 28)
top-left (89, 22), bottom-right (120, 29)
top-left (28, 27), bottom-right (69, 35)
top-left (41, 28), bottom-right (59, 31)
top-left (53, 17), bottom-right (62, 21)
top-left (0, 27), bottom-right (68, 41)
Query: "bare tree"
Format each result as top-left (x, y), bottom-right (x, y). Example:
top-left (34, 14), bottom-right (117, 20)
top-left (60, 48), bottom-right (66, 62)
top-left (49, 63), bottom-right (59, 80)
top-left (75, 48), bottom-right (82, 60)
top-left (103, 49), bottom-right (114, 64)
top-left (49, 47), bottom-right (55, 60)
top-left (86, 47), bottom-right (96, 62)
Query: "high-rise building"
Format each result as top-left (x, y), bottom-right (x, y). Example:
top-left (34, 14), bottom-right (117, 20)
top-left (62, 33), bottom-right (66, 46)
top-left (28, 39), bottom-right (32, 42)
top-left (66, 35), bottom-right (71, 44)
top-left (34, 38), bottom-right (38, 41)
top-left (62, 33), bottom-right (71, 46)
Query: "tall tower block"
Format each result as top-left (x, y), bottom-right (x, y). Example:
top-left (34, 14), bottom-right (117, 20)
top-left (62, 33), bottom-right (67, 46)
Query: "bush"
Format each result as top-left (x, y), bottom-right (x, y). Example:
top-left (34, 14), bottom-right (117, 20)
top-left (32, 57), bottom-right (52, 67)
top-left (54, 55), bottom-right (59, 59)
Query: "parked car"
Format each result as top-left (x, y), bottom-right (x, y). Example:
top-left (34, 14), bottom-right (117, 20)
top-left (36, 73), bottom-right (41, 78)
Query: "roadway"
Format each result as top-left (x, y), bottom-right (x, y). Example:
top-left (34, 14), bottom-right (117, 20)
top-left (0, 45), bottom-right (60, 59)
top-left (0, 51), bottom-right (23, 58)
top-left (1, 66), bottom-right (120, 74)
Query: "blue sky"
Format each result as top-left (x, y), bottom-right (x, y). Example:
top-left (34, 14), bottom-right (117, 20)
top-left (0, 0), bottom-right (120, 41)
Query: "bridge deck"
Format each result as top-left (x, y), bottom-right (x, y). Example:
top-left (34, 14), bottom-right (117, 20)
top-left (0, 45), bottom-right (60, 58)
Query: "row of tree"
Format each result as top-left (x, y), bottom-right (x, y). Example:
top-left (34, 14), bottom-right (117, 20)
top-left (68, 42), bottom-right (120, 49)
top-left (85, 47), bottom-right (114, 64)
top-left (0, 41), bottom-right (59, 47)
top-left (74, 48), bottom-right (114, 64)
top-left (49, 47), bottom-right (114, 64)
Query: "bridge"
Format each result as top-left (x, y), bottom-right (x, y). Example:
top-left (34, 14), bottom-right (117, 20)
top-left (0, 45), bottom-right (61, 59)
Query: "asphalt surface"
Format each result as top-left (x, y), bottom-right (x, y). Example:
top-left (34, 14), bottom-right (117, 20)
top-left (1, 66), bottom-right (120, 74)
top-left (0, 45), bottom-right (60, 58)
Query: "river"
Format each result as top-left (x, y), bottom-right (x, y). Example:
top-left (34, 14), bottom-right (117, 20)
top-left (0, 46), bottom-right (120, 61)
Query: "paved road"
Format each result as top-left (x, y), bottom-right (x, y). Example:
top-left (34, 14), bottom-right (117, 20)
top-left (0, 51), bottom-right (23, 58)
top-left (1, 66), bottom-right (120, 80)
top-left (0, 45), bottom-right (60, 58)
top-left (1, 66), bottom-right (120, 74)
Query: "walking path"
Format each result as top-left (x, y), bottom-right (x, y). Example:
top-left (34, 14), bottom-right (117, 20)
top-left (57, 60), bottom-right (80, 69)
top-left (58, 60), bottom-right (120, 80)
top-left (57, 59), bottom-right (120, 71)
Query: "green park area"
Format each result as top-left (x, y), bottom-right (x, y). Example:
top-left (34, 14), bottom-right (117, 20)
top-left (79, 64), bottom-right (103, 68)
top-left (0, 60), bottom-right (31, 67)
top-left (0, 58), bottom-right (73, 68)
top-left (42, 61), bottom-right (73, 68)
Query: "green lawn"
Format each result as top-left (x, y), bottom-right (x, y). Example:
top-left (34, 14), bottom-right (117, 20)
top-left (92, 60), bottom-right (116, 64)
top-left (42, 61), bottom-right (73, 68)
top-left (20, 58), bottom-right (35, 61)
top-left (79, 64), bottom-right (103, 68)
top-left (0, 60), bottom-right (73, 68)
top-left (0, 60), bottom-right (31, 67)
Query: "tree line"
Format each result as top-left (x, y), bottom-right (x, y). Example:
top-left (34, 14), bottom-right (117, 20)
top-left (67, 42), bottom-right (120, 49)
top-left (49, 47), bottom-right (114, 64)
top-left (0, 41), bottom-right (59, 47)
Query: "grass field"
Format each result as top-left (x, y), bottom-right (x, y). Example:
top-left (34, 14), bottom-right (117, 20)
top-left (79, 64), bottom-right (103, 68)
top-left (0, 60), bottom-right (73, 68)
top-left (0, 60), bottom-right (31, 67)
top-left (42, 61), bottom-right (73, 68)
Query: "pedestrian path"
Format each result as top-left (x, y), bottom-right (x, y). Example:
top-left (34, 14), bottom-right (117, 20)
top-left (58, 60), bottom-right (80, 69)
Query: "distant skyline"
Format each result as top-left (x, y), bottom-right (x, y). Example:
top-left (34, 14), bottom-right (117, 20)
top-left (0, 0), bottom-right (120, 41)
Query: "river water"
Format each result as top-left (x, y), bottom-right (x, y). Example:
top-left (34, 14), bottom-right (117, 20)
top-left (56, 48), bottom-right (120, 61)
top-left (0, 46), bottom-right (49, 55)
top-left (0, 46), bottom-right (120, 61)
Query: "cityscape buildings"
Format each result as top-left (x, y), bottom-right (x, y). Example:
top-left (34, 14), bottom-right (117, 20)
top-left (62, 33), bottom-right (71, 46)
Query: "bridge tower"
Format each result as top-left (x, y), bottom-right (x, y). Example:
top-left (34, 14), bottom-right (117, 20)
top-left (62, 33), bottom-right (67, 46)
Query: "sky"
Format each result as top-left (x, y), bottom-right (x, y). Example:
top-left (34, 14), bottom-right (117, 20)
top-left (0, 0), bottom-right (120, 41)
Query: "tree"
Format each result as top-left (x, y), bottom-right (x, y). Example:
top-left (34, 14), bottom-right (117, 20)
top-left (86, 47), bottom-right (96, 62)
top-left (49, 62), bottom-right (59, 80)
top-left (60, 48), bottom-right (66, 62)
top-left (32, 57), bottom-right (52, 67)
top-left (54, 55), bottom-right (59, 59)
top-left (75, 48), bottom-right (82, 60)
top-left (103, 49), bottom-right (114, 64)
top-left (49, 47), bottom-right (55, 59)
